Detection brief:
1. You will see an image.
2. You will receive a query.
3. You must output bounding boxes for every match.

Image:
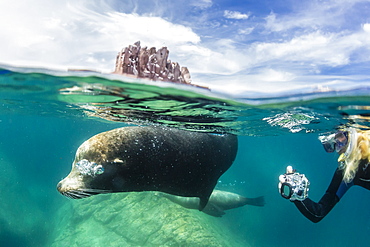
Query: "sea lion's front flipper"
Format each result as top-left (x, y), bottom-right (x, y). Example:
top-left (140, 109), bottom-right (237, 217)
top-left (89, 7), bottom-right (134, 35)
top-left (198, 188), bottom-right (213, 211)
top-left (199, 197), bottom-right (209, 211)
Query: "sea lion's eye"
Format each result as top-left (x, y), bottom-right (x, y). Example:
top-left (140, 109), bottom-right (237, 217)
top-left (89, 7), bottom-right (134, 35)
top-left (93, 165), bottom-right (104, 175)
top-left (76, 159), bottom-right (104, 177)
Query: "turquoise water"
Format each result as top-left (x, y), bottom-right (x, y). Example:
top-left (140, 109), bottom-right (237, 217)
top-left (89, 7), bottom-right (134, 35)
top-left (1, 66), bottom-right (370, 246)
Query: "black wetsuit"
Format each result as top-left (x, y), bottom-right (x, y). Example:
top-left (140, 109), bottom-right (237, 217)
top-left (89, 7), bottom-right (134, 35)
top-left (294, 159), bottom-right (370, 223)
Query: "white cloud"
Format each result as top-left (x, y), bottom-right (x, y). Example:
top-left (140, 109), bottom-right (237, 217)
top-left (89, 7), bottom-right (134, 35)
top-left (238, 27), bottom-right (254, 35)
top-left (224, 10), bottom-right (249, 20)
top-left (191, 26), bottom-right (370, 94)
top-left (193, 71), bottom-right (303, 96)
top-left (250, 30), bottom-right (370, 67)
top-left (264, 11), bottom-right (318, 33)
top-left (0, 0), bottom-right (201, 72)
top-left (176, 41), bottom-right (247, 75)
top-left (264, 0), bottom-right (369, 33)
top-left (363, 23), bottom-right (370, 32)
top-left (191, 0), bottom-right (213, 9)
top-left (255, 32), bottom-right (344, 65)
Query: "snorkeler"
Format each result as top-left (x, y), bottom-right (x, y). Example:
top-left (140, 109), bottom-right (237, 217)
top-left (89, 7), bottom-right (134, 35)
top-left (278, 128), bottom-right (370, 223)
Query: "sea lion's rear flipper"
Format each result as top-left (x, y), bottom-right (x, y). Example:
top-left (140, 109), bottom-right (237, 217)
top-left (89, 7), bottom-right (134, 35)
top-left (202, 203), bottom-right (225, 217)
top-left (244, 196), bottom-right (266, 207)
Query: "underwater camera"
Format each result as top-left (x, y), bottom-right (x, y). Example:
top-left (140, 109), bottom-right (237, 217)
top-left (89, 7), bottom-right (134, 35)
top-left (278, 166), bottom-right (310, 201)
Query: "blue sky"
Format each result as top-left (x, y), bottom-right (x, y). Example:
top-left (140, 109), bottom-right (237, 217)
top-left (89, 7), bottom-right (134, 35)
top-left (1, 0), bottom-right (370, 96)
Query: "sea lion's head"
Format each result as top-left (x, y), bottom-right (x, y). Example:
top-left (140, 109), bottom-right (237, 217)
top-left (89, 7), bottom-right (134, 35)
top-left (57, 132), bottom-right (128, 199)
top-left (56, 158), bottom-right (109, 199)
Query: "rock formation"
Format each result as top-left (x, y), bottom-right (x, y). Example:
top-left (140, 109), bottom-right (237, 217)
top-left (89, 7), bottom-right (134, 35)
top-left (113, 41), bottom-right (193, 85)
top-left (51, 192), bottom-right (248, 247)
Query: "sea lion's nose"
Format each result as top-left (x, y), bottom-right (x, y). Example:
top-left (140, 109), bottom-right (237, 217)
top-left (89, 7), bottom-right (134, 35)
top-left (56, 181), bottom-right (62, 193)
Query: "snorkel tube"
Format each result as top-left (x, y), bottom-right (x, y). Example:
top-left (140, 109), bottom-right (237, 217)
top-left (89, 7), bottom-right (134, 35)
top-left (338, 128), bottom-right (358, 169)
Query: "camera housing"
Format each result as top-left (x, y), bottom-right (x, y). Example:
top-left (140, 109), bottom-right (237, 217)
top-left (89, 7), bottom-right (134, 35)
top-left (279, 171), bottom-right (309, 201)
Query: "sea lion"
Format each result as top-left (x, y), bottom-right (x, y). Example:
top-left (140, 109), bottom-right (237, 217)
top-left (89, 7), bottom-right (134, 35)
top-left (57, 126), bottom-right (238, 210)
top-left (157, 189), bottom-right (265, 217)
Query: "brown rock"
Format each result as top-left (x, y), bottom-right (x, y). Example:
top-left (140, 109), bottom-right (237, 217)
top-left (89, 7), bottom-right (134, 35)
top-left (113, 41), bottom-right (207, 89)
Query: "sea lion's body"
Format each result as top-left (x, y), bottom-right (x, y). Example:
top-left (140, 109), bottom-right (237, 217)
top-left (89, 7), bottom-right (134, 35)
top-left (159, 190), bottom-right (265, 217)
top-left (57, 126), bottom-right (238, 210)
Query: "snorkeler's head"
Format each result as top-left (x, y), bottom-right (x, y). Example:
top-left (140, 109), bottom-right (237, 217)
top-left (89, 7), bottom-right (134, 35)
top-left (319, 131), bottom-right (349, 153)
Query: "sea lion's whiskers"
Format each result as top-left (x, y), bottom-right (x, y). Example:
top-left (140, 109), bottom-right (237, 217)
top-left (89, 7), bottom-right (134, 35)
top-left (73, 191), bottom-right (91, 197)
top-left (60, 188), bottom-right (113, 199)
top-left (62, 192), bottom-right (78, 199)
top-left (62, 190), bottom-right (88, 199)
top-left (66, 191), bottom-right (85, 199)
top-left (65, 189), bottom-right (112, 199)
top-left (80, 188), bottom-right (112, 194)
top-left (76, 188), bottom-right (111, 197)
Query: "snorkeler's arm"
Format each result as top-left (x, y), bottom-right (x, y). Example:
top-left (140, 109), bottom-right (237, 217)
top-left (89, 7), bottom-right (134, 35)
top-left (293, 192), bottom-right (339, 223)
top-left (293, 168), bottom-right (348, 223)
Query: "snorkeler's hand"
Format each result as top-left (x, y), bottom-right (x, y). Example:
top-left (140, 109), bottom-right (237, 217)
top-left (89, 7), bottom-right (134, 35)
top-left (278, 166), bottom-right (310, 201)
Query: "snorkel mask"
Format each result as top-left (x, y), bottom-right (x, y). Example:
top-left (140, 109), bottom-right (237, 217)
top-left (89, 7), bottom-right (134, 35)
top-left (319, 131), bottom-right (349, 153)
top-left (319, 128), bottom-right (358, 168)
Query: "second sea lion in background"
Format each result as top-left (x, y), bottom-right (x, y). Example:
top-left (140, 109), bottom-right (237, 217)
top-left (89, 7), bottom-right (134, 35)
top-left (158, 189), bottom-right (265, 217)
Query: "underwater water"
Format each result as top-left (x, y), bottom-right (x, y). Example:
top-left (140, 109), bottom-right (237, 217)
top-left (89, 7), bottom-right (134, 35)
top-left (1, 65), bottom-right (370, 246)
